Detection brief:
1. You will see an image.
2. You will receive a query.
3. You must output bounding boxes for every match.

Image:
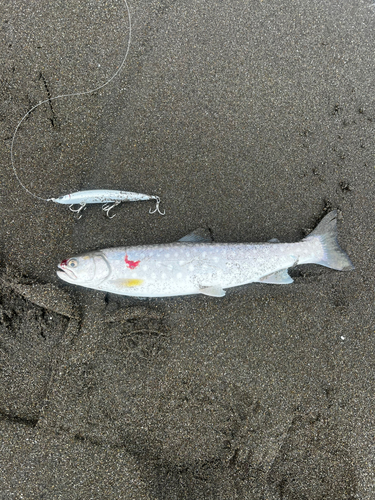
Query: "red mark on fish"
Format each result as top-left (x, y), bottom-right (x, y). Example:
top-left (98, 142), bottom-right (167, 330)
top-left (125, 254), bottom-right (140, 269)
top-left (60, 259), bottom-right (68, 268)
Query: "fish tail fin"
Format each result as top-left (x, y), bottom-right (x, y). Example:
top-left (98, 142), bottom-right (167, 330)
top-left (303, 210), bottom-right (354, 271)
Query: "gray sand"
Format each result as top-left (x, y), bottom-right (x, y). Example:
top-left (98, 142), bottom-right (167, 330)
top-left (1, 0), bottom-right (374, 498)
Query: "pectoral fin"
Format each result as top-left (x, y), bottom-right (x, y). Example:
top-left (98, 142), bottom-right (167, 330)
top-left (199, 286), bottom-right (226, 297)
top-left (258, 269), bottom-right (293, 284)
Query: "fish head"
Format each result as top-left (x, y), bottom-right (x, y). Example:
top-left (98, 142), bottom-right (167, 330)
top-left (57, 252), bottom-right (110, 285)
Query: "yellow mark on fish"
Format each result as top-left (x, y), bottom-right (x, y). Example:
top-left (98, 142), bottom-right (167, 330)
top-left (126, 279), bottom-right (144, 287)
top-left (112, 278), bottom-right (144, 288)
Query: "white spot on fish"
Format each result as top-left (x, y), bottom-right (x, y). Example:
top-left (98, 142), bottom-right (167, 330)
top-left (179, 260), bottom-right (185, 266)
top-left (189, 264), bottom-right (194, 271)
top-left (177, 272), bottom-right (182, 278)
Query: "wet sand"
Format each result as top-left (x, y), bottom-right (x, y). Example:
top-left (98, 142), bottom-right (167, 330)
top-left (0, 0), bottom-right (374, 498)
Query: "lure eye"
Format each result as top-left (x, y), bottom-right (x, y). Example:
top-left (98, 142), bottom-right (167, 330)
top-left (68, 259), bottom-right (78, 268)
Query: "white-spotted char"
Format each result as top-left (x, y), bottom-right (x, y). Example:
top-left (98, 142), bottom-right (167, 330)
top-left (57, 211), bottom-right (354, 298)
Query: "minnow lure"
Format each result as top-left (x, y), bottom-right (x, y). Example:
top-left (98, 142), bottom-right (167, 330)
top-left (10, 1), bottom-right (164, 219)
top-left (57, 211), bottom-right (354, 298)
top-left (51, 189), bottom-right (165, 219)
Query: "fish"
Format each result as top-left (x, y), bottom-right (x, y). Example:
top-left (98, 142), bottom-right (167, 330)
top-left (57, 210), bottom-right (354, 298)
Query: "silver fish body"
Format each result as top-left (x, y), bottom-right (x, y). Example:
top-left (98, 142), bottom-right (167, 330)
top-left (57, 211), bottom-right (354, 298)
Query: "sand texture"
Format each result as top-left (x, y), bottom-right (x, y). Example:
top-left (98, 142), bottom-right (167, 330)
top-left (0, 0), bottom-right (374, 498)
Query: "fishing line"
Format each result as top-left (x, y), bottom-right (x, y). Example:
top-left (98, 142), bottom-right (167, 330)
top-left (10, 0), bottom-right (132, 203)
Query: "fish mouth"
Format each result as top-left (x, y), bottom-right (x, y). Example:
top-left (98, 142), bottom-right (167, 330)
top-left (57, 264), bottom-right (76, 282)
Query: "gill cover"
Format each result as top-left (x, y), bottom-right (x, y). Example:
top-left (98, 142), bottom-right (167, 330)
top-left (58, 252), bottom-right (111, 284)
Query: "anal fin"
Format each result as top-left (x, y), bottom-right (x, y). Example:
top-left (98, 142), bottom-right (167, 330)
top-left (199, 286), bottom-right (226, 297)
top-left (258, 269), bottom-right (293, 284)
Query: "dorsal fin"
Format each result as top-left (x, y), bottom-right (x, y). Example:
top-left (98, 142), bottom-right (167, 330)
top-left (178, 228), bottom-right (212, 243)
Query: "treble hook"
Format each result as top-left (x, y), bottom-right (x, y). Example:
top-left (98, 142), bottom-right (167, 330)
top-left (102, 200), bottom-right (121, 219)
top-left (149, 196), bottom-right (165, 216)
top-left (69, 202), bottom-right (87, 219)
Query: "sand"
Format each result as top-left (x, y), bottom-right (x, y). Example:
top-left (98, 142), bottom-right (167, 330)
top-left (0, 0), bottom-right (374, 498)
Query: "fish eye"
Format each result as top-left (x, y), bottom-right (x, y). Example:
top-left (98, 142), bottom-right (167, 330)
top-left (68, 259), bottom-right (78, 268)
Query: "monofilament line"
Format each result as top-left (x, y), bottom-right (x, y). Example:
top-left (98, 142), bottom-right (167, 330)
top-left (10, 0), bottom-right (132, 202)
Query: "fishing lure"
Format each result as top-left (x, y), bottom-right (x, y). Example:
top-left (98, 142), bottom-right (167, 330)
top-left (51, 189), bottom-right (165, 219)
top-left (10, 1), bottom-right (164, 219)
